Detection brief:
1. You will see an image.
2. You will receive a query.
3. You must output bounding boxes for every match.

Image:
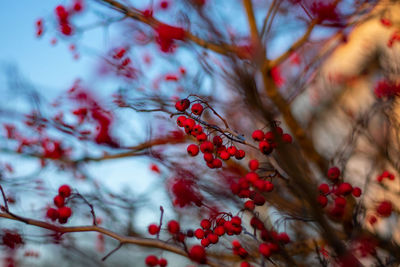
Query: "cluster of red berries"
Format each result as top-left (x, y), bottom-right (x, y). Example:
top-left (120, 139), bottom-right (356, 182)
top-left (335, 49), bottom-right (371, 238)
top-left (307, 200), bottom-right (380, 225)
top-left (369, 200), bottom-right (394, 226)
top-left (317, 167), bottom-right (362, 219)
top-left (377, 170), bottom-right (395, 182)
top-left (145, 255), bottom-right (168, 267)
top-left (35, 19), bottom-right (44, 37)
top-left (175, 98), bottom-right (245, 169)
top-left (54, 1), bottom-right (84, 36)
top-left (251, 127), bottom-right (292, 155)
top-left (46, 185), bottom-right (73, 224)
top-left (111, 48), bottom-right (136, 79)
top-left (193, 216), bottom-right (243, 248)
top-left (230, 159), bottom-right (273, 208)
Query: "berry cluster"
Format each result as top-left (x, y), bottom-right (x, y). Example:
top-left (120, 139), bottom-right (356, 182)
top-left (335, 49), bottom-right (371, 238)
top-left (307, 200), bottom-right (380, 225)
top-left (145, 255), bottom-right (168, 267)
top-left (46, 185), bottom-right (73, 224)
top-left (54, 0), bottom-right (84, 36)
top-left (251, 127), bottom-right (292, 155)
top-left (35, 19), bottom-right (44, 37)
top-left (317, 167), bottom-right (362, 219)
top-left (175, 98), bottom-right (245, 169)
top-left (230, 159), bottom-right (274, 209)
top-left (111, 48), bottom-right (136, 79)
top-left (377, 170), bottom-right (395, 182)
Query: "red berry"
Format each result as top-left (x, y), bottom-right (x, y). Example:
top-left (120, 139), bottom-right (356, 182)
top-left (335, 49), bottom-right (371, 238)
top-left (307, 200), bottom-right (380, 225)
top-left (248, 159), bottom-right (259, 171)
top-left (335, 197), bottom-right (347, 207)
top-left (176, 116), bottom-right (186, 127)
top-left (73, 0), bottom-right (83, 12)
top-left (196, 133), bottom-right (207, 142)
top-left (282, 133), bottom-right (292, 143)
top-left (264, 181), bottom-right (274, 192)
top-left (58, 184), bottom-right (71, 198)
top-left (208, 233), bottom-right (219, 244)
top-left (58, 206), bottom-right (72, 219)
top-left (317, 195), bottom-right (328, 207)
top-left (175, 98), bottom-right (190, 112)
top-left (259, 243), bottom-right (271, 257)
top-left (192, 125), bottom-right (203, 135)
top-left (203, 153), bottom-right (214, 163)
top-left (191, 103), bottom-right (204, 116)
top-left (241, 262), bottom-right (251, 267)
top-left (244, 200), bottom-right (255, 211)
top-left (60, 23), bottom-right (72, 35)
top-left (212, 158), bottom-right (222, 168)
top-left (187, 144), bottom-right (199, 156)
top-left (245, 172), bottom-right (259, 183)
top-left (253, 193), bottom-right (266, 206)
top-left (352, 187), bottom-right (362, 197)
top-left (219, 150), bottom-right (230, 160)
top-left (167, 220), bottom-right (180, 234)
top-left (200, 141), bottom-right (214, 153)
top-left (377, 200), bottom-right (392, 217)
top-left (201, 237), bottom-right (210, 247)
top-left (274, 126), bottom-right (284, 135)
top-left (235, 149), bottom-right (245, 160)
top-left (183, 118), bottom-right (195, 131)
top-left (145, 255), bottom-right (158, 266)
top-left (327, 166), bottom-right (340, 180)
top-left (189, 245), bottom-right (206, 263)
top-left (194, 228), bottom-right (205, 239)
top-left (200, 219), bottom-right (211, 230)
top-left (227, 146), bottom-right (237, 156)
top-left (148, 224), bottom-right (160, 235)
top-left (318, 183), bottom-right (330, 194)
top-left (259, 141), bottom-right (272, 155)
top-left (160, 0), bottom-right (169, 9)
top-left (231, 216), bottom-right (241, 226)
top-left (252, 130), bottom-right (264, 141)
top-left (212, 136), bottom-right (223, 146)
top-left (264, 131), bottom-right (275, 143)
top-left (46, 208), bottom-right (59, 221)
top-left (159, 258), bottom-right (168, 267)
top-left (338, 182), bottom-right (353, 195)
top-left (54, 195), bottom-right (65, 208)
top-left (214, 226), bottom-right (225, 236)
top-left (277, 232), bottom-right (290, 244)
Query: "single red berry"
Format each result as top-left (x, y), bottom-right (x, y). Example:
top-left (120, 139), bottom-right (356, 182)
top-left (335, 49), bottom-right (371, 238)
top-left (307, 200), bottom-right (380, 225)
top-left (189, 245), bottom-right (206, 263)
top-left (253, 180), bottom-right (264, 191)
top-left (253, 194), bottom-right (266, 206)
top-left (264, 131), bottom-right (275, 143)
top-left (54, 195), bottom-right (65, 208)
top-left (175, 98), bottom-right (190, 112)
top-left (259, 141), bottom-right (272, 155)
top-left (327, 166), bottom-right (340, 180)
top-left (259, 243), bottom-right (271, 257)
top-left (231, 216), bottom-right (241, 226)
top-left (183, 118), bottom-right (195, 131)
top-left (241, 262), bottom-right (251, 267)
top-left (338, 182), bottom-right (353, 195)
top-left (194, 228), bottom-right (205, 239)
top-left (159, 258), bottom-right (168, 267)
top-left (369, 215), bottom-right (377, 225)
top-left (208, 233), bottom-right (219, 244)
top-left (248, 159), bottom-right (259, 171)
top-left (219, 150), bottom-right (230, 160)
top-left (58, 206), bottom-right (72, 219)
top-left (352, 187), bottom-right (362, 197)
top-left (264, 181), bottom-right (274, 192)
top-left (145, 255), bottom-right (158, 266)
top-left (245, 172), bottom-right (259, 183)
top-left (244, 200), bottom-right (255, 211)
top-left (318, 183), bottom-right (330, 194)
top-left (274, 126), bottom-right (284, 135)
top-left (60, 23), bottom-right (72, 35)
top-left (235, 149), bottom-right (245, 160)
top-left (148, 224), bottom-right (160, 235)
top-left (73, 0), bottom-right (83, 12)
top-left (58, 184), bottom-right (72, 198)
top-left (377, 200), bottom-right (392, 217)
top-left (187, 144), bottom-right (199, 156)
top-left (203, 153), bottom-right (214, 163)
top-left (252, 130), bottom-right (264, 141)
top-left (191, 103), bottom-right (204, 116)
top-left (200, 141), bottom-right (214, 153)
top-left (282, 133), bottom-right (292, 143)
top-left (317, 195), bottom-right (328, 208)
top-left (277, 232), bottom-right (290, 244)
top-left (212, 136), bottom-right (223, 147)
top-left (227, 146), bottom-right (237, 156)
top-left (196, 133), bottom-right (207, 142)
top-left (192, 125), bottom-right (203, 135)
top-left (160, 0), bottom-right (169, 9)
top-left (335, 197), bottom-right (347, 207)
top-left (212, 158), bottom-right (222, 168)
top-left (176, 116), bottom-right (186, 127)
top-left (167, 220), bottom-right (180, 234)
top-left (200, 219), bottom-right (211, 230)
top-left (214, 226), bottom-right (225, 236)
top-left (201, 237), bottom-right (210, 247)
top-left (46, 208), bottom-right (59, 221)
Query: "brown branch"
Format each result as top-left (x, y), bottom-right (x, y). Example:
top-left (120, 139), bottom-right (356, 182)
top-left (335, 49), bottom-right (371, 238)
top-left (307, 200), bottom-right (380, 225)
top-left (243, 0), bottom-right (260, 42)
top-left (0, 212), bottom-right (223, 267)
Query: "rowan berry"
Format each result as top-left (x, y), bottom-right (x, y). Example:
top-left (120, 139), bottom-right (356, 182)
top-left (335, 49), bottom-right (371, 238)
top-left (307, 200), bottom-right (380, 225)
top-left (176, 116), bottom-right (186, 127)
top-left (219, 150), bottom-right (230, 160)
top-left (277, 232), bottom-right (290, 244)
top-left (259, 243), bottom-right (271, 257)
top-left (377, 200), bottom-right (392, 217)
top-left (259, 141), bottom-right (272, 155)
top-left (194, 228), bottom-right (205, 239)
top-left (200, 219), bottom-right (211, 230)
top-left (58, 206), bottom-right (72, 219)
top-left (196, 133), bottom-right (207, 142)
top-left (252, 130), bottom-right (264, 141)
top-left (352, 187), bottom-right (362, 197)
top-left (235, 149), bottom-right (245, 159)
top-left (282, 133), bottom-right (292, 143)
top-left (203, 153), bottom-right (214, 163)
top-left (317, 195), bottom-right (328, 207)
top-left (167, 220), bottom-right (180, 234)
top-left (245, 172), bottom-right (258, 183)
top-left (159, 258), bottom-right (168, 267)
top-left (264, 181), bottom-right (274, 192)
top-left (264, 131), bottom-right (274, 143)
top-left (145, 255), bottom-right (158, 266)
top-left (46, 208), bottom-right (59, 221)
top-left (244, 200), bottom-right (255, 211)
top-left (212, 158), bottom-right (222, 168)
top-left (327, 166), bottom-right (340, 180)
top-left (335, 197), bottom-right (347, 207)
top-left (214, 226), bottom-right (225, 236)
top-left (338, 183), bottom-right (353, 195)
top-left (189, 245), bottom-right (206, 264)
top-left (208, 233), bottom-right (219, 244)
top-left (248, 159), bottom-right (259, 171)
top-left (148, 224), bottom-right (160, 235)
top-left (54, 195), bottom-right (65, 208)
top-left (212, 136), bottom-right (223, 147)
top-left (191, 103), bottom-right (204, 116)
top-left (175, 99), bottom-right (190, 112)
top-left (227, 146), bottom-right (237, 156)
top-left (253, 194), bottom-right (266, 206)
top-left (231, 216), bottom-right (241, 226)
top-left (200, 141), bottom-right (214, 153)
top-left (192, 125), bottom-right (203, 135)
top-left (58, 185), bottom-right (72, 198)
top-left (318, 183), bottom-right (330, 194)
top-left (187, 144), bottom-right (199, 156)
